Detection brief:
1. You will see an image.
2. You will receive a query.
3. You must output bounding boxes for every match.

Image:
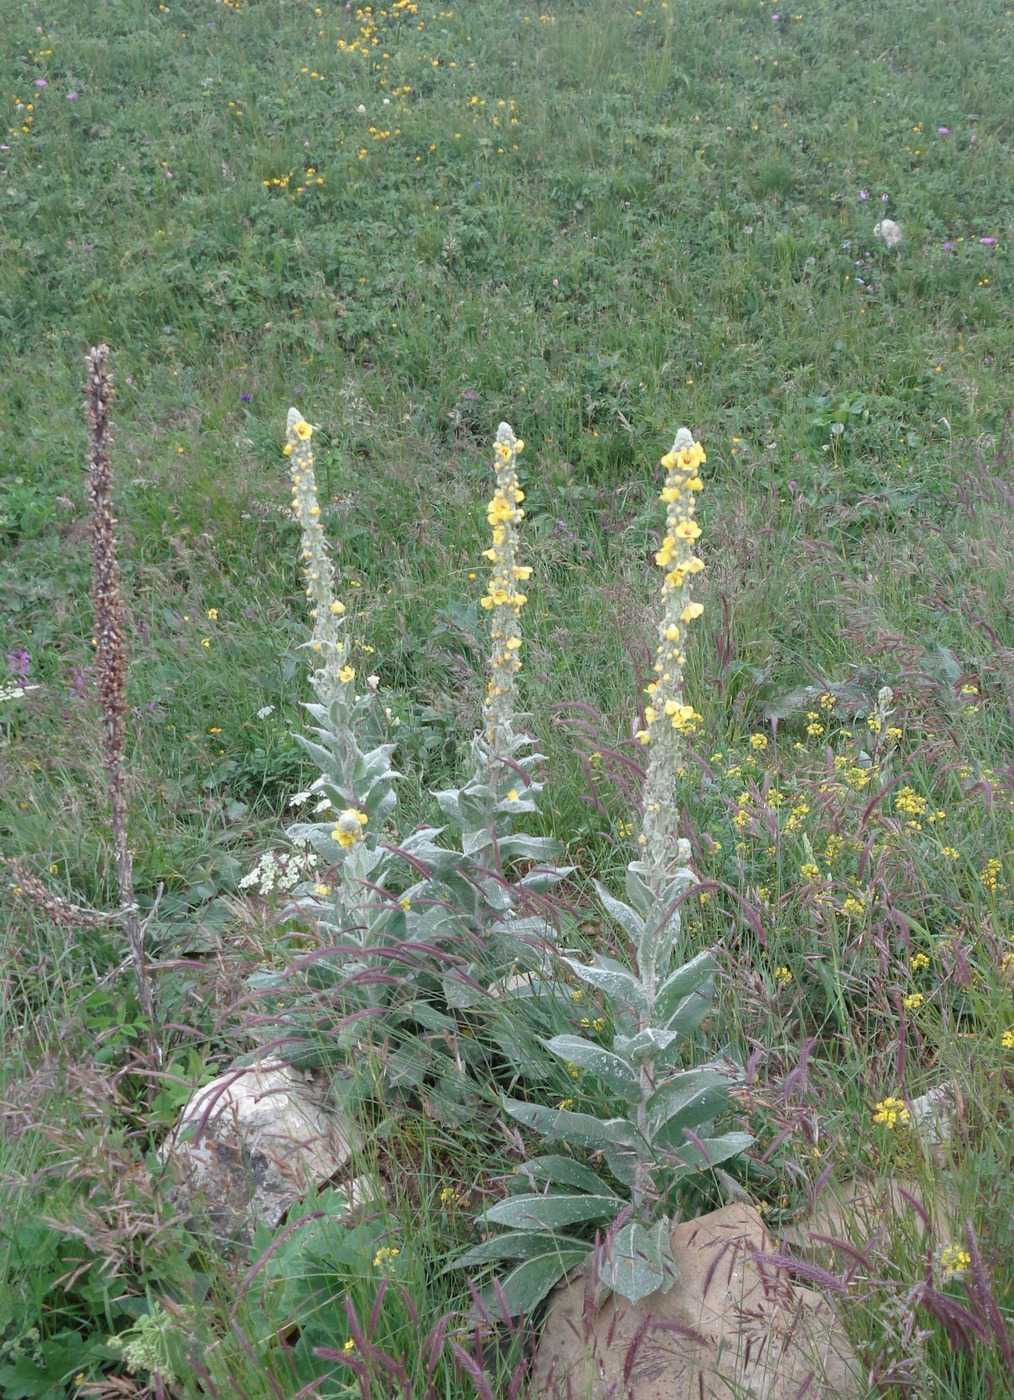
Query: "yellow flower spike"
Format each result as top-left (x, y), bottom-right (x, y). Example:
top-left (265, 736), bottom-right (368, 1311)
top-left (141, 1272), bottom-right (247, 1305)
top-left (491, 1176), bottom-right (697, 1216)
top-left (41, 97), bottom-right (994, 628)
top-left (285, 407), bottom-right (353, 702)
top-left (639, 426), bottom-right (707, 896)
top-left (479, 422), bottom-right (527, 789)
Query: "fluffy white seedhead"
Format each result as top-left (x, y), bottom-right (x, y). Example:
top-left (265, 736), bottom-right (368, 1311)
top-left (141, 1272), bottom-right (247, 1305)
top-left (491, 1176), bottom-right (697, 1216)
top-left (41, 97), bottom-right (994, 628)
top-left (874, 219), bottom-right (903, 248)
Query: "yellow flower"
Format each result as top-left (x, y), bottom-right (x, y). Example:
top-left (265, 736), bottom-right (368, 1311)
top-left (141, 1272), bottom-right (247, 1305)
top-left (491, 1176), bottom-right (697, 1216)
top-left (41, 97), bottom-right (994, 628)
top-left (939, 1245), bottom-right (971, 1281)
top-left (332, 808), bottom-right (369, 849)
top-left (206, 608), bottom-right (219, 620)
top-left (800, 863), bottom-right (820, 881)
top-left (673, 519), bottom-right (702, 542)
top-left (680, 601), bottom-right (704, 622)
top-left (1002, 1029), bottom-right (1014, 1050)
top-left (506, 788), bottom-right (519, 801)
top-left (774, 965), bottom-right (793, 986)
top-left (902, 992), bottom-right (924, 1011)
top-left (909, 952), bottom-right (930, 972)
top-left (201, 637), bottom-right (211, 649)
top-left (293, 418), bottom-right (313, 441)
top-left (339, 664), bottom-right (355, 685)
top-left (749, 732), bottom-right (768, 750)
top-left (330, 600), bottom-right (346, 615)
top-left (872, 1096), bottom-right (910, 1129)
top-left (372, 1246), bottom-right (401, 1269)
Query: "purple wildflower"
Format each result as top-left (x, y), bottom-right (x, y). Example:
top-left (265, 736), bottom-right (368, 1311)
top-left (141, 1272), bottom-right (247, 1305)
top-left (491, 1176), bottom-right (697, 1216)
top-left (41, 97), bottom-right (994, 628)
top-left (240, 393), bottom-right (252, 402)
top-left (34, 78), bottom-right (47, 89)
top-left (66, 90), bottom-right (78, 101)
top-left (936, 126), bottom-right (951, 136)
top-left (858, 189), bottom-right (869, 201)
top-left (979, 236), bottom-right (997, 248)
top-left (7, 648), bottom-right (31, 678)
top-left (942, 240), bottom-right (956, 252)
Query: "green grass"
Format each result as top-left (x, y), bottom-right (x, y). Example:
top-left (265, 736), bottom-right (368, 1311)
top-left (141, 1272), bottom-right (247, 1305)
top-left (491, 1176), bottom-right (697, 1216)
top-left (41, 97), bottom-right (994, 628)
top-left (2, 0), bottom-right (1012, 1395)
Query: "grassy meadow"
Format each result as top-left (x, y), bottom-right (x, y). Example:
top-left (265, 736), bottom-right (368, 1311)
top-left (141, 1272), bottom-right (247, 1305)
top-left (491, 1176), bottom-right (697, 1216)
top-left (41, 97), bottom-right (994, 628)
top-left (1, 0), bottom-right (1013, 1395)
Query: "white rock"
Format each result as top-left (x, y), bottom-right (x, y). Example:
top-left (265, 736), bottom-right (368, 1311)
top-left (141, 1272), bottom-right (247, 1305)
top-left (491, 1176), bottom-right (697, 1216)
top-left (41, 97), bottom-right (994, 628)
top-left (163, 1059), bottom-right (358, 1241)
top-left (533, 1204), bottom-right (861, 1399)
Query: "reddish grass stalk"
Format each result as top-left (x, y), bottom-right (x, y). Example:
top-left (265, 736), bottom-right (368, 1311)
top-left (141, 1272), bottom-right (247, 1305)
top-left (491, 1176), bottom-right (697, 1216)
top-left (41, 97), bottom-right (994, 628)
top-left (84, 345), bottom-right (156, 1043)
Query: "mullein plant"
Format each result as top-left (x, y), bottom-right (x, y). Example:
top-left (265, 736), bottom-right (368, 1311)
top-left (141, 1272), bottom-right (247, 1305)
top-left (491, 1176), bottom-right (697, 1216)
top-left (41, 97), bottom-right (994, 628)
top-left (250, 414), bottom-right (564, 1069)
top-left (454, 430), bottom-right (751, 1312)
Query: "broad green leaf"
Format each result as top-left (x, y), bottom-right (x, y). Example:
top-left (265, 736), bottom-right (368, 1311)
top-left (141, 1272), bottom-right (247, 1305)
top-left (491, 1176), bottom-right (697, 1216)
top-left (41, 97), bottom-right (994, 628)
top-left (614, 1026), bottom-right (680, 1062)
top-left (498, 834), bottom-right (561, 862)
top-left (480, 1193), bottom-right (624, 1230)
top-left (451, 1231), bottom-right (579, 1270)
top-left (561, 958), bottom-right (647, 1017)
top-left (485, 1247), bottom-right (589, 1317)
top-left (542, 1035), bottom-right (639, 1099)
top-left (521, 1156), bottom-right (618, 1197)
top-left (593, 881), bottom-right (645, 945)
top-left (503, 1098), bottom-right (639, 1151)
top-left (597, 1219), bottom-right (677, 1303)
top-left (655, 951), bottom-right (717, 1022)
top-left (292, 733), bottom-right (338, 773)
top-left (657, 990), bottom-right (713, 1049)
top-left (665, 1131), bottom-right (754, 1178)
top-left (624, 861), bottom-right (654, 915)
top-left (647, 1069), bottom-right (734, 1140)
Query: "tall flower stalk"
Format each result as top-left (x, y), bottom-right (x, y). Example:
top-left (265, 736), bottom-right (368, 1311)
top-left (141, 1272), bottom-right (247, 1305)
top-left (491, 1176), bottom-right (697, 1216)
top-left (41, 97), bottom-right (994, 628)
top-left (84, 345), bottom-right (155, 1035)
top-left (285, 408), bottom-right (349, 705)
top-left (637, 428), bottom-right (707, 900)
top-left (478, 422), bottom-right (529, 790)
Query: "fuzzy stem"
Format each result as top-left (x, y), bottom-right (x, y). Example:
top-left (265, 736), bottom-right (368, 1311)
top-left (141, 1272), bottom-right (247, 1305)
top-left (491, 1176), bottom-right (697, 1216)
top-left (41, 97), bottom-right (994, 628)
top-left (84, 345), bottom-right (156, 1043)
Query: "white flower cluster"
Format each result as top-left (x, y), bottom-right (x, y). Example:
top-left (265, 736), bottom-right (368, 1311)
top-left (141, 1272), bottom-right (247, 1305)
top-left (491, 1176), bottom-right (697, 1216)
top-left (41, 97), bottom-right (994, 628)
top-left (238, 846), bottom-right (319, 894)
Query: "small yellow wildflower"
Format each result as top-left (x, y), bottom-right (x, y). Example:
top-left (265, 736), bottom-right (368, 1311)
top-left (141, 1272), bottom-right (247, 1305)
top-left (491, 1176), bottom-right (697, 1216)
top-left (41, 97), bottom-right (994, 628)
top-left (749, 733), bottom-right (768, 750)
top-left (332, 808), bottom-right (369, 849)
top-left (206, 607), bottom-right (219, 620)
top-left (342, 1339), bottom-right (356, 1354)
top-left (313, 883), bottom-right (331, 897)
top-left (800, 863), bottom-right (820, 881)
top-left (981, 858), bottom-right (1002, 893)
top-left (330, 600), bottom-right (346, 616)
top-left (372, 1246), bottom-right (400, 1269)
top-left (872, 1096), bottom-right (910, 1129)
top-left (201, 637), bottom-right (211, 649)
top-left (1002, 1029), bottom-right (1014, 1050)
top-left (293, 418), bottom-right (313, 441)
top-left (339, 664), bottom-right (355, 685)
top-left (938, 1245), bottom-right (971, 1281)
top-left (774, 965), bottom-right (793, 986)
top-left (909, 952), bottom-right (930, 972)
top-left (506, 788), bottom-right (519, 801)
top-left (840, 895), bottom-right (867, 919)
top-left (902, 992), bottom-right (924, 1011)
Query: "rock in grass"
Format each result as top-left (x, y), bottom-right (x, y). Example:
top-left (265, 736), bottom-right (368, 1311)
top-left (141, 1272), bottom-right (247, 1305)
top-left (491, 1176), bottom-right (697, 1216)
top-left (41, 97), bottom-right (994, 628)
top-left (162, 1058), bottom-right (358, 1244)
top-left (532, 1204), bottom-right (861, 1399)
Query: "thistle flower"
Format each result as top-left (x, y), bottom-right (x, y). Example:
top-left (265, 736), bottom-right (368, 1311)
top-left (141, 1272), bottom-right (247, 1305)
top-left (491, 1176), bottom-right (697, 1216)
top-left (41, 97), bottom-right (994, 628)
top-left (286, 407), bottom-right (349, 702)
top-left (638, 427), bottom-right (706, 897)
top-left (479, 422), bottom-right (529, 784)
